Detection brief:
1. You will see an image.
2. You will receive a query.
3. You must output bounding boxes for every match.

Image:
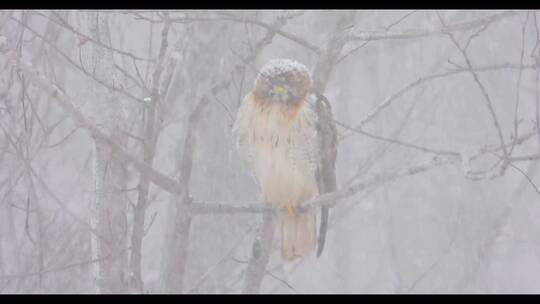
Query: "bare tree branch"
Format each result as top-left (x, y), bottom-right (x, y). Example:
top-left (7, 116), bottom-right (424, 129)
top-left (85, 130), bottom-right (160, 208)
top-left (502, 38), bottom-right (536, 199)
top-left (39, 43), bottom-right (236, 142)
top-left (437, 11), bottom-right (509, 170)
top-left (348, 11), bottom-right (522, 42)
top-left (340, 62), bottom-right (540, 141)
top-left (0, 44), bottom-right (184, 195)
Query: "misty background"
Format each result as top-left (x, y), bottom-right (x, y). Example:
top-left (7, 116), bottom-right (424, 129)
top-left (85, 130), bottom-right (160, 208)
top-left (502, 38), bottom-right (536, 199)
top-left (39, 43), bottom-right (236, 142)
top-left (0, 10), bottom-right (539, 293)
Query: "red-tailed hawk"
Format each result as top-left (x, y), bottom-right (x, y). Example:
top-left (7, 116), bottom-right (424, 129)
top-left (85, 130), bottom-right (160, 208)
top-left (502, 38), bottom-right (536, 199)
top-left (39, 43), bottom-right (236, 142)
top-left (233, 59), bottom-right (336, 260)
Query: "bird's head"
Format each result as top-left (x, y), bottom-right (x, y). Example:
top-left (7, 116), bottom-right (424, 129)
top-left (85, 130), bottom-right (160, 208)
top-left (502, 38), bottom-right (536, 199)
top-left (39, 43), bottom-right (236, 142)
top-left (254, 59), bottom-right (312, 105)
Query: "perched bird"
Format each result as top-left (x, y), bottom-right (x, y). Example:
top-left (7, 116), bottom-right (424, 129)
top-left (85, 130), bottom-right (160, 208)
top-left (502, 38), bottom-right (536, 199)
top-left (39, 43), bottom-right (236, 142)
top-left (233, 58), bottom-right (336, 261)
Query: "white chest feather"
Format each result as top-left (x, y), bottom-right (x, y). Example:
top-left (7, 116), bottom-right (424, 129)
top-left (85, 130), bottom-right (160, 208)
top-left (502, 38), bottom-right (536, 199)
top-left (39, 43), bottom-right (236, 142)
top-left (241, 99), bottom-right (320, 206)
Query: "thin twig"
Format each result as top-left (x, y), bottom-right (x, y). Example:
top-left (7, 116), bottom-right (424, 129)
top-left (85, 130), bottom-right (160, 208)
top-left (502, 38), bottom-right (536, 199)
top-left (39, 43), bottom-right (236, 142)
top-left (341, 62), bottom-right (540, 141)
top-left (510, 163), bottom-right (540, 195)
top-left (348, 11), bottom-right (521, 42)
top-left (437, 11), bottom-right (509, 166)
top-left (33, 10), bottom-right (155, 62)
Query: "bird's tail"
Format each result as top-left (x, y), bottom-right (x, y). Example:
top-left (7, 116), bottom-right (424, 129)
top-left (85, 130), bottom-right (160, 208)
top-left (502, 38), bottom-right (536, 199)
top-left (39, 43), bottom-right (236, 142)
top-left (281, 210), bottom-right (316, 261)
top-left (316, 206), bottom-right (329, 257)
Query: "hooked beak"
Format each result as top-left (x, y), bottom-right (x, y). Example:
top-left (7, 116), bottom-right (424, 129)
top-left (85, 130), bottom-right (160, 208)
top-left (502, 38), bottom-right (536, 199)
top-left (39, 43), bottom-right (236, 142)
top-left (273, 86), bottom-right (287, 94)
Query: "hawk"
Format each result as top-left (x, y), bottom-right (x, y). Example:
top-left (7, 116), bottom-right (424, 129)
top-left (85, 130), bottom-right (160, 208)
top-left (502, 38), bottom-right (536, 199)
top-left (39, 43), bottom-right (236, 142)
top-left (233, 59), bottom-right (337, 261)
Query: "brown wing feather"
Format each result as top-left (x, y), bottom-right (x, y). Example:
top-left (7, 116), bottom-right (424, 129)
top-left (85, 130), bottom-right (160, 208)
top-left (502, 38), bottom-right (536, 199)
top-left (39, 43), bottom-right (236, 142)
top-left (288, 101), bottom-right (320, 180)
top-left (313, 92), bottom-right (338, 258)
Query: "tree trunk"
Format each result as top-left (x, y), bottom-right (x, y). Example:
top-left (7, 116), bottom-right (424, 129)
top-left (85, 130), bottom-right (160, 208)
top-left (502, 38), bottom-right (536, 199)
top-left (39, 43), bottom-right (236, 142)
top-left (81, 11), bottom-right (129, 294)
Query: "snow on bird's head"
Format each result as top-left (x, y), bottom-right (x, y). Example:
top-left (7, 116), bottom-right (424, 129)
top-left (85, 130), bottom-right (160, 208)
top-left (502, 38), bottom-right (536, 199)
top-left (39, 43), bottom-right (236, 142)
top-left (254, 59), bottom-right (312, 104)
top-left (258, 58), bottom-right (310, 80)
